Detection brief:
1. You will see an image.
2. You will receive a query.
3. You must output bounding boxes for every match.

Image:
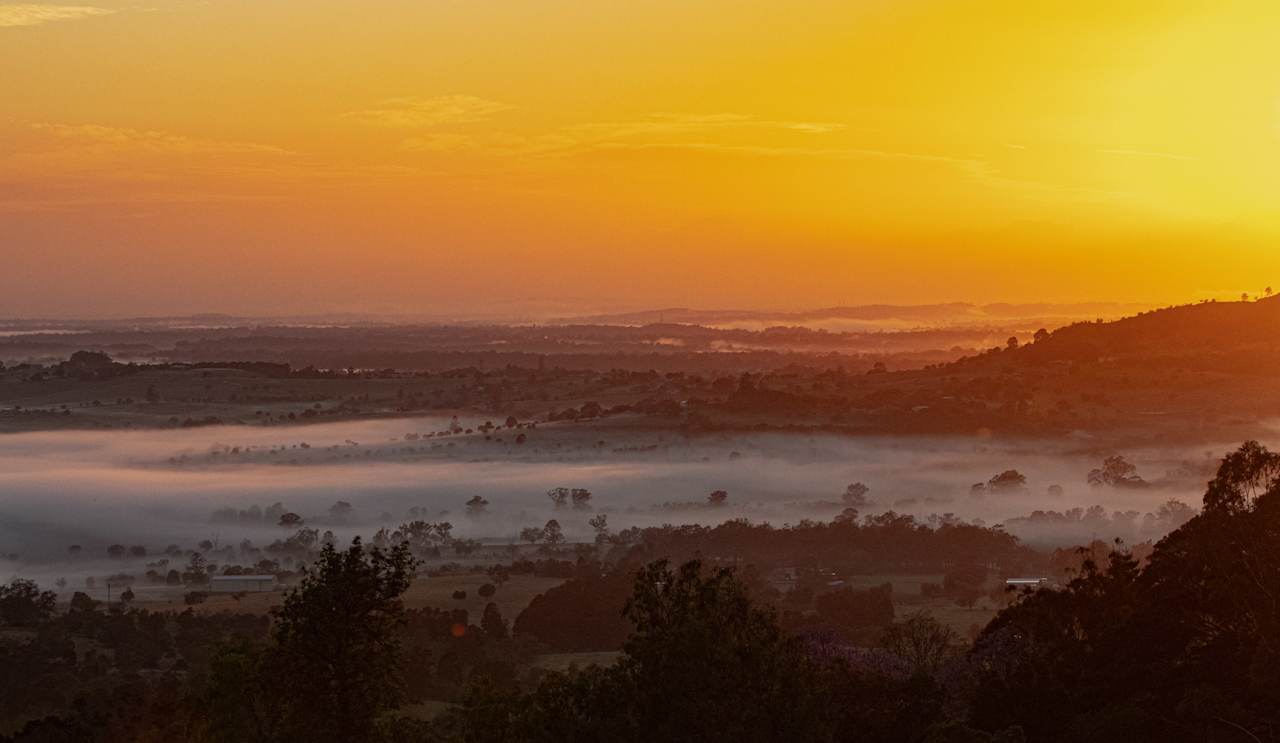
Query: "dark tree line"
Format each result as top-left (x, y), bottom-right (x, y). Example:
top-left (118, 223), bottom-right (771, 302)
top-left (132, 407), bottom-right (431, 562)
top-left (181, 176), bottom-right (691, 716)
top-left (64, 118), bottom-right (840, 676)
top-left (604, 512), bottom-right (1038, 575)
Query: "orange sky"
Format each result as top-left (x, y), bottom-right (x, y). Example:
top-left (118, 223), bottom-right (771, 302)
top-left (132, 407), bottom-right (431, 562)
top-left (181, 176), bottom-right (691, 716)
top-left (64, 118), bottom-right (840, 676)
top-left (2, 0), bottom-right (1278, 319)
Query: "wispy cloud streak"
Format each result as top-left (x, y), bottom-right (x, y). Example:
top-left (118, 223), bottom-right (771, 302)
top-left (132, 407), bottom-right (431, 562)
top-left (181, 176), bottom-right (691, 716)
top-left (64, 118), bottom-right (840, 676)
top-left (0, 3), bottom-right (113, 28)
top-left (1097, 148), bottom-right (1197, 161)
top-left (343, 95), bottom-right (514, 128)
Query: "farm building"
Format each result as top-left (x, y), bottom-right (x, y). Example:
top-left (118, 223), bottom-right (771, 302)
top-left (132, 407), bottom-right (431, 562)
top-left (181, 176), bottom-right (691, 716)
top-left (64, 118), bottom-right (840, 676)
top-left (1005, 578), bottom-right (1052, 589)
top-left (209, 575), bottom-right (277, 593)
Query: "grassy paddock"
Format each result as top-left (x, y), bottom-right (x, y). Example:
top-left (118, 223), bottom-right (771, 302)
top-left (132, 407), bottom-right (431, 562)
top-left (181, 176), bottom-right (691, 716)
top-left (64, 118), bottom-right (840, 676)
top-left (123, 572), bottom-right (564, 621)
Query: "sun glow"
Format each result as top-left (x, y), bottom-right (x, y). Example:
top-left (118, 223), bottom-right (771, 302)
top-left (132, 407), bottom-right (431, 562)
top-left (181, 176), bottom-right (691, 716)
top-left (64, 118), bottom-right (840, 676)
top-left (2, 0), bottom-right (1278, 317)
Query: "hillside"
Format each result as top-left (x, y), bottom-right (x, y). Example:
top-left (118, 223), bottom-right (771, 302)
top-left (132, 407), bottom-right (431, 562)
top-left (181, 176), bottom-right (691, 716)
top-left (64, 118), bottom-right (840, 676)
top-left (683, 297), bottom-right (1280, 443)
top-left (561, 301), bottom-right (1150, 330)
top-left (1022, 296), bottom-right (1280, 363)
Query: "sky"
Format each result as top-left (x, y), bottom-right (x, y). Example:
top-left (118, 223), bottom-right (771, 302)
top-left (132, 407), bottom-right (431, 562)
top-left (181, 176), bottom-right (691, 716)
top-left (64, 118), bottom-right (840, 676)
top-left (2, 0), bottom-right (1279, 319)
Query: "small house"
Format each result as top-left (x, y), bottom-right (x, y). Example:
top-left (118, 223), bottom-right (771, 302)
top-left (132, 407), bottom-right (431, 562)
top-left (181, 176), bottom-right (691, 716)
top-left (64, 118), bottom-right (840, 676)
top-left (209, 575), bottom-right (277, 593)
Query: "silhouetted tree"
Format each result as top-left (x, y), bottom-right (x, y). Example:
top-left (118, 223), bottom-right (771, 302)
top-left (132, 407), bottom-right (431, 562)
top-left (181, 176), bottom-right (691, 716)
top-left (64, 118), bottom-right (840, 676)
top-left (328, 500), bottom-right (354, 523)
top-left (261, 539), bottom-right (416, 743)
top-left (481, 603), bottom-right (509, 640)
top-left (967, 441), bottom-right (1280, 741)
top-left (880, 611), bottom-right (961, 677)
top-left (1203, 439), bottom-right (1280, 513)
top-left (843, 482), bottom-right (871, 506)
top-left (541, 520), bottom-right (564, 548)
top-left (0, 579), bottom-right (56, 626)
top-left (1086, 455), bottom-right (1147, 489)
top-left (546, 487), bottom-right (570, 509)
top-left (985, 471), bottom-right (1027, 493)
top-left (466, 495), bottom-right (490, 516)
top-left (451, 560), bottom-right (835, 741)
top-left (183, 553), bottom-right (209, 585)
top-left (68, 591), bottom-right (98, 613)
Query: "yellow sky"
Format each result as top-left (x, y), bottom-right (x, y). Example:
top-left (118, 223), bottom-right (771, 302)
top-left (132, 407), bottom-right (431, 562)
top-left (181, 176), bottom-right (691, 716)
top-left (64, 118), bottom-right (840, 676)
top-left (2, 0), bottom-right (1278, 318)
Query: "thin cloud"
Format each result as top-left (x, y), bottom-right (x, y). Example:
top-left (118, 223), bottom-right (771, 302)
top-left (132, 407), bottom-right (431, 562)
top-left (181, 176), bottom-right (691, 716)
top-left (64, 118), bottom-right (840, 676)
top-left (400, 132), bottom-right (576, 156)
top-left (785, 122), bottom-right (846, 134)
top-left (393, 112), bottom-right (978, 181)
top-left (30, 123), bottom-right (293, 156)
top-left (343, 95), bottom-right (514, 128)
top-left (583, 140), bottom-right (983, 168)
top-left (399, 133), bottom-right (483, 153)
top-left (0, 122), bottom-right (310, 212)
top-left (0, 191), bottom-right (286, 214)
top-left (570, 113), bottom-right (847, 139)
top-left (0, 4), bottom-right (114, 28)
top-left (1097, 148), bottom-right (1197, 162)
top-left (577, 140), bottom-right (1084, 199)
top-left (388, 111), bottom-right (845, 159)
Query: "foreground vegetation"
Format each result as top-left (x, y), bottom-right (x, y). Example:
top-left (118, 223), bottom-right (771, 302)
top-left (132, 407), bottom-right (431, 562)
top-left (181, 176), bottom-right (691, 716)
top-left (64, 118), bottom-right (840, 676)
top-left (2, 441), bottom-right (1278, 742)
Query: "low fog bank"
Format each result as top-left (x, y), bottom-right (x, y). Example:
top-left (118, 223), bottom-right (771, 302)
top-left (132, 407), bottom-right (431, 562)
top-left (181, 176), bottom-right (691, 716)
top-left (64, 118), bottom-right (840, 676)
top-left (0, 417), bottom-right (1253, 577)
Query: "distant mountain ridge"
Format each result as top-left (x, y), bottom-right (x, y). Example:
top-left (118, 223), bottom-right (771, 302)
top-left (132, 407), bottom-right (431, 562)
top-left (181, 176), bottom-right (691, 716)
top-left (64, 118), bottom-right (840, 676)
top-left (559, 302), bottom-right (1154, 329)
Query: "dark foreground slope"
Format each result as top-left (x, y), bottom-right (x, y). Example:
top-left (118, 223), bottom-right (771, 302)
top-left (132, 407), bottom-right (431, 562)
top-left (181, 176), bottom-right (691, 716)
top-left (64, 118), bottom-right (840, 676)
top-left (4, 442), bottom-right (1276, 743)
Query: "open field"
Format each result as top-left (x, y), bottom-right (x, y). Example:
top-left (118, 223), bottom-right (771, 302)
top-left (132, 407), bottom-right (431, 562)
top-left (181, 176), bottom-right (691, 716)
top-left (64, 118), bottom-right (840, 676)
top-left (839, 572), bottom-right (1000, 636)
top-left (121, 572), bottom-right (565, 621)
